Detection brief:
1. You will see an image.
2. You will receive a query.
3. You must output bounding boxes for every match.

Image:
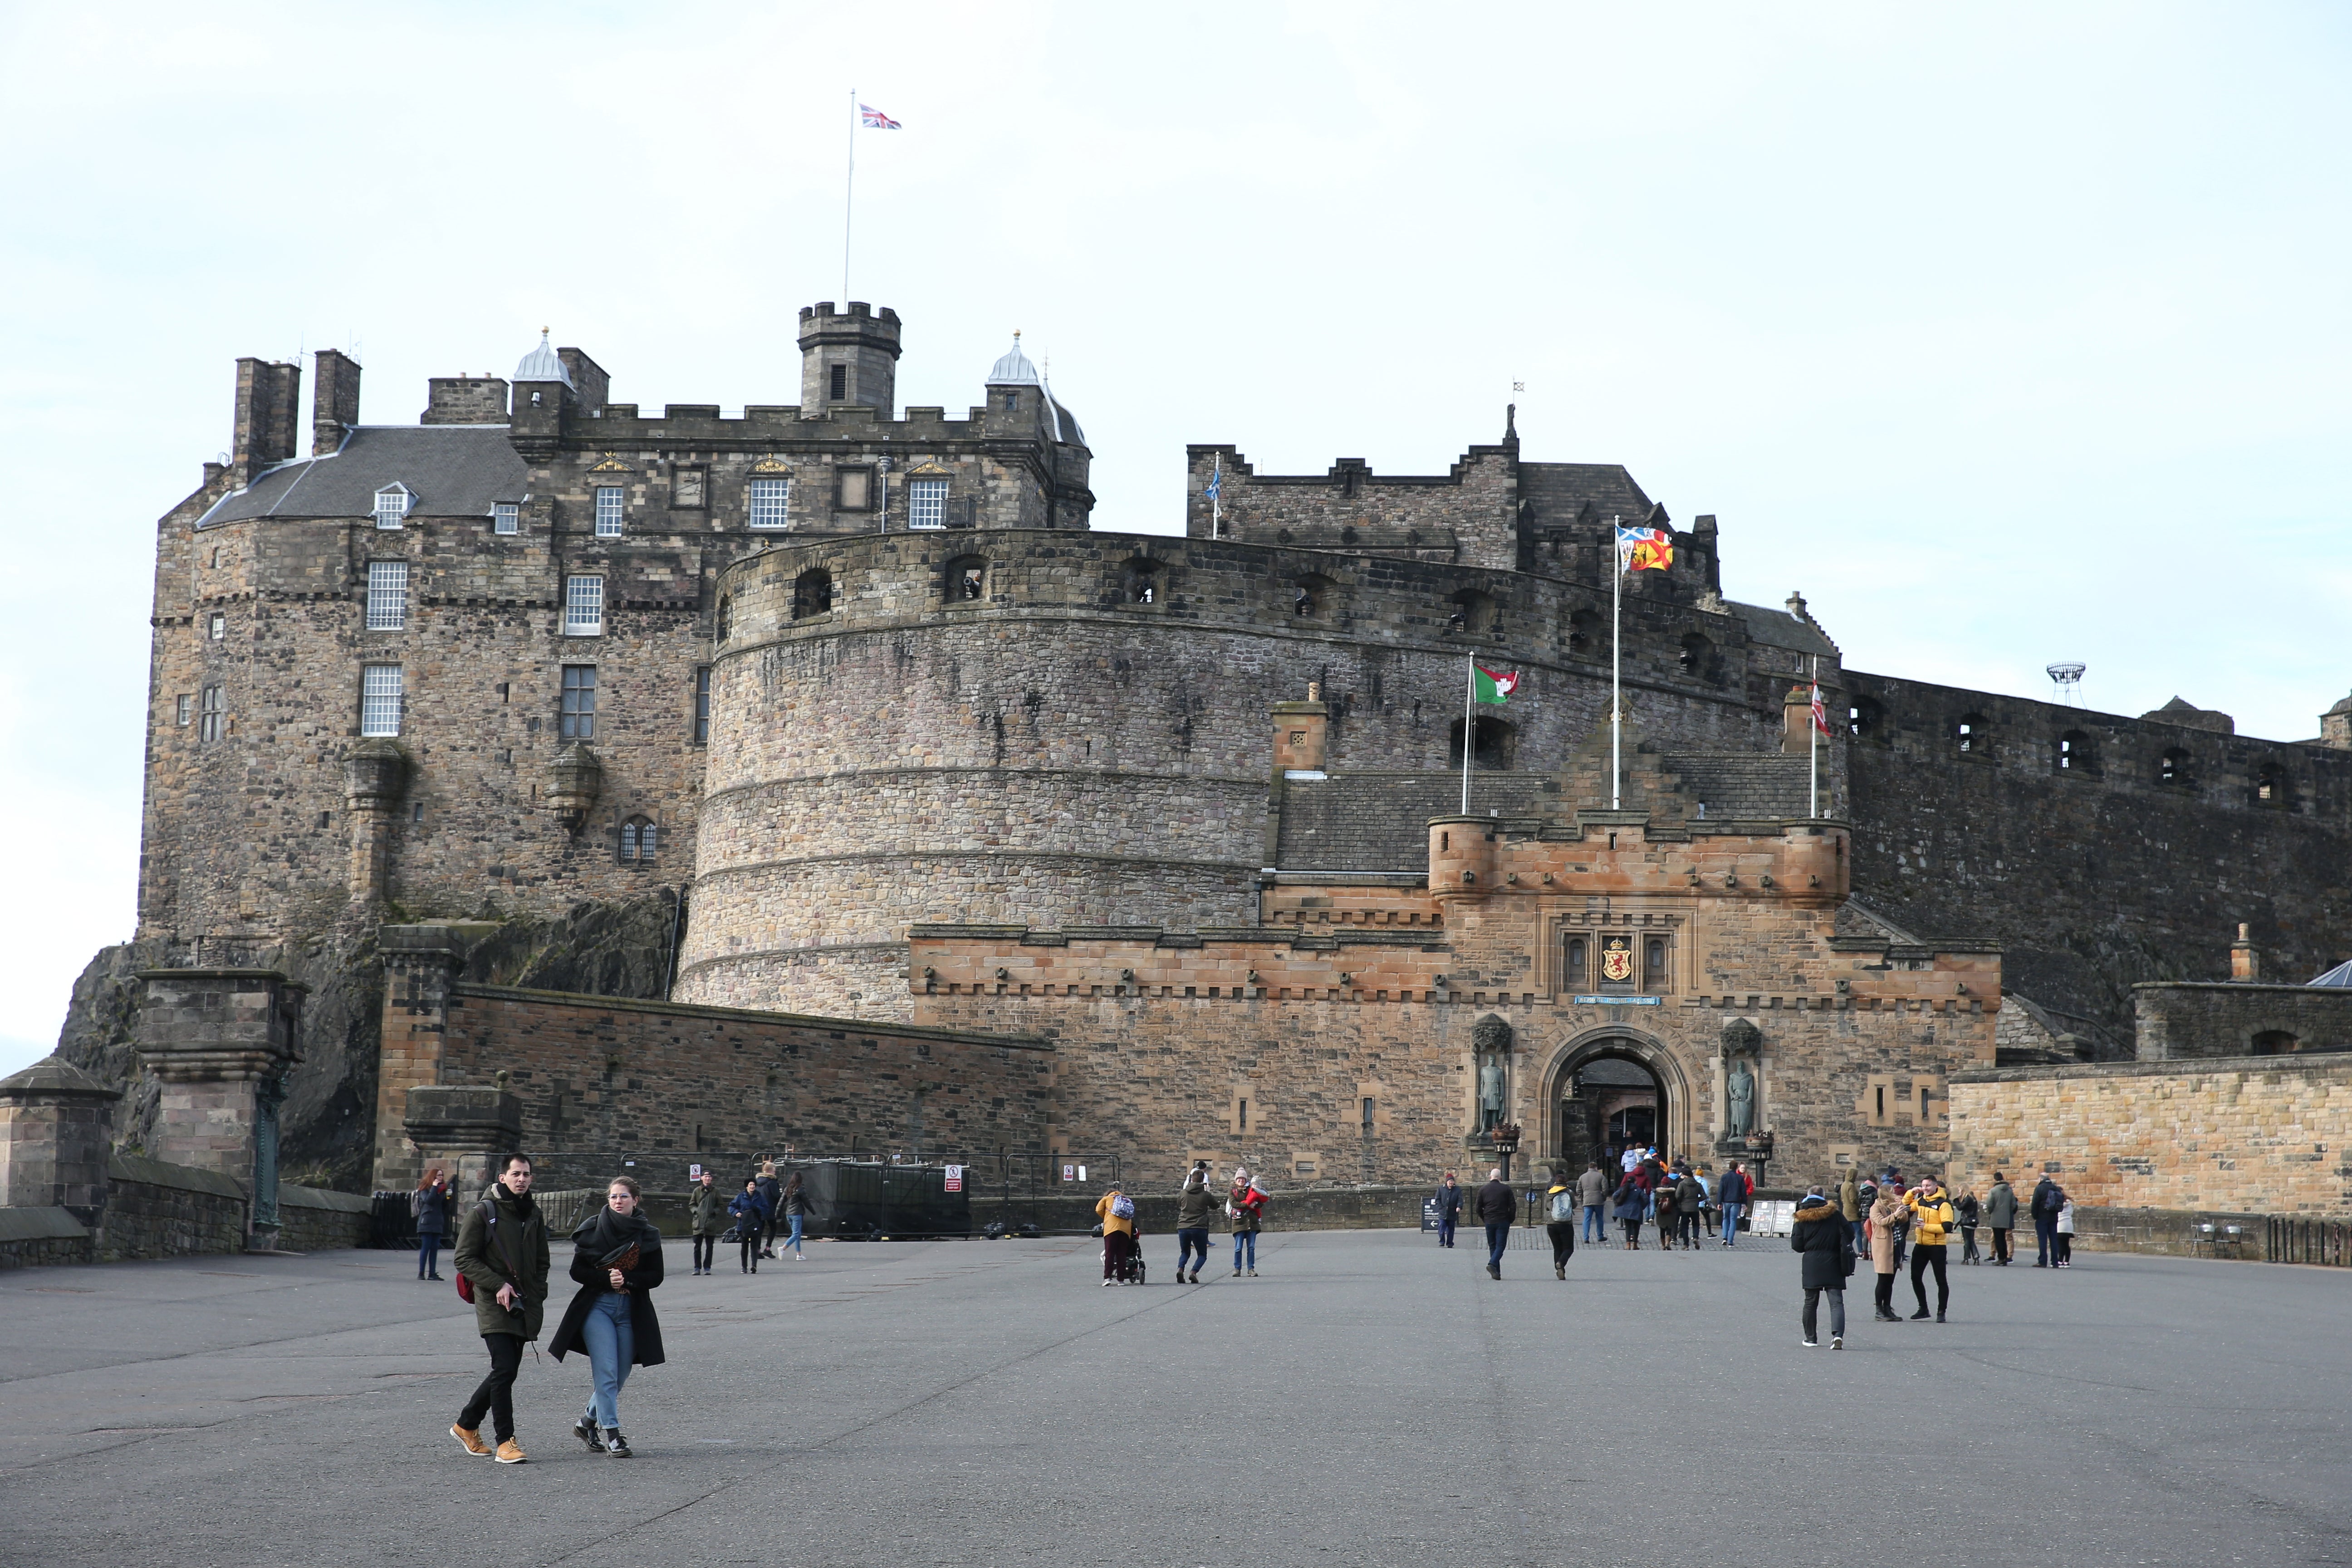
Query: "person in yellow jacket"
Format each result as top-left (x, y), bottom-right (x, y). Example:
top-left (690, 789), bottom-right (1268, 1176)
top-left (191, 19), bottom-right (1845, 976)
top-left (1905, 1177), bottom-right (1957, 1322)
top-left (1095, 1182), bottom-right (1138, 1287)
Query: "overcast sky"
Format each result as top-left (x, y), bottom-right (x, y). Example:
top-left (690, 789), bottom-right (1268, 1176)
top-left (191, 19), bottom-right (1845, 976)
top-left (1, 2), bottom-right (2345, 1075)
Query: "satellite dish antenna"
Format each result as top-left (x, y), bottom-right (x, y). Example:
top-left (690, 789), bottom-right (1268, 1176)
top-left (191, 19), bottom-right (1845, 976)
top-left (2047, 662), bottom-right (2087, 706)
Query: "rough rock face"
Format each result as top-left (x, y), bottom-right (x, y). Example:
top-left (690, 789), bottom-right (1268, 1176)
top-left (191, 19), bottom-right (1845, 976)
top-left (54, 889), bottom-right (681, 1191)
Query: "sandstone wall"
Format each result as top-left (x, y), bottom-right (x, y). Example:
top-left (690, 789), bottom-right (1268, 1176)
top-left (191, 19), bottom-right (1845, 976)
top-left (1947, 1054), bottom-right (2352, 1215)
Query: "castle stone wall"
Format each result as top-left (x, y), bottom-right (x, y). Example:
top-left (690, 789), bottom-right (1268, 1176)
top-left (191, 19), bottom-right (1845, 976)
top-left (2133, 982), bottom-right (2352, 1059)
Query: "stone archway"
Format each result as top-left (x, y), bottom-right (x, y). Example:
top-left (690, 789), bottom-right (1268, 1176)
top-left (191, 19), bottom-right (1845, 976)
top-left (1536, 1026), bottom-right (1696, 1180)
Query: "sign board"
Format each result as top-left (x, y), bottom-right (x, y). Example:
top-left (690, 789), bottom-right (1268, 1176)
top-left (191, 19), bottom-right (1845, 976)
top-left (1062, 1163), bottom-right (1076, 1183)
top-left (1749, 1199), bottom-right (1797, 1236)
top-left (1077, 1165), bottom-right (1088, 1183)
top-left (1569, 995), bottom-right (1662, 1007)
top-left (944, 1165), bottom-right (963, 1192)
top-left (1421, 1196), bottom-right (1443, 1233)
top-left (689, 1163), bottom-right (702, 1178)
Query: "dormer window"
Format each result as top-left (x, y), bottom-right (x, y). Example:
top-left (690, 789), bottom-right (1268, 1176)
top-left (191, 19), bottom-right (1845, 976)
top-left (373, 485), bottom-right (412, 529)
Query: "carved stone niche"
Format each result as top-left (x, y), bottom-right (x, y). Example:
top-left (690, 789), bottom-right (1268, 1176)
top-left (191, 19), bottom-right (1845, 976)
top-left (1472, 1014), bottom-right (1514, 1056)
top-left (546, 743), bottom-right (603, 831)
top-left (1720, 1017), bottom-right (1763, 1142)
top-left (1720, 1017), bottom-right (1763, 1060)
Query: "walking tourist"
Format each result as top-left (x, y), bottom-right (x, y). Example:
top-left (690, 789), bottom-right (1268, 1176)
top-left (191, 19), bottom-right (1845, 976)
top-left (1175, 1161), bottom-right (1215, 1281)
top-left (1717, 1161), bottom-right (1750, 1247)
top-left (755, 1160), bottom-right (783, 1259)
top-left (687, 1171), bottom-right (721, 1276)
top-left (1905, 1176), bottom-right (1955, 1322)
top-left (1613, 1173), bottom-right (1646, 1250)
top-left (413, 1166), bottom-right (451, 1281)
top-left (1432, 1170), bottom-right (1463, 1249)
top-left (728, 1179), bottom-right (765, 1274)
top-left (2055, 1191), bottom-right (2076, 1267)
top-left (1544, 1171), bottom-right (1577, 1279)
top-left (1867, 1181), bottom-right (1905, 1321)
top-left (1791, 1182), bottom-right (1855, 1348)
top-left (1578, 1160), bottom-right (1608, 1243)
top-left (1620, 1144), bottom-right (1642, 1176)
top-left (780, 1170), bottom-right (808, 1259)
top-left (1840, 1167), bottom-right (1864, 1259)
top-left (1675, 1166), bottom-right (1704, 1250)
top-left (1095, 1179), bottom-right (1138, 1286)
top-left (1985, 1172), bottom-right (2017, 1265)
top-left (451, 1152), bottom-right (549, 1465)
top-left (1476, 1166), bottom-right (1516, 1280)
top-left (550, 1174), bottom-right (666, 1459)
top-left (2031, 1172), bottom-right (2064, 1267)
top-left (1229, 1166), bottom-right (1266, 1276)
top-left (1954, 1186), bottom-right (1981, 1264)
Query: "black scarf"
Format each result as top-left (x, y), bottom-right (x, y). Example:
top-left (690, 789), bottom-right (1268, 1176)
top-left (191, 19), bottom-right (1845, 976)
top-left (573, 1203), bottom-right (657, 1269)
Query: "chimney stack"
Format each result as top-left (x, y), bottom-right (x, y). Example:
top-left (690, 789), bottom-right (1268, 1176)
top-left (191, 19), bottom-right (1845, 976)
top-left (2230, 923), bottom-right (2261, 982)
top-left (231, 357), bottom-right (301, 487)
top-left (313, 349), bottom-right (361, 455)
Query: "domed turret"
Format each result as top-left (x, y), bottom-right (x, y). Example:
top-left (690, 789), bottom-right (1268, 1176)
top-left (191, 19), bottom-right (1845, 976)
top-left (513, 330), bottom-right (573, 390)
top-left (985, 333), bottom-right (1085, 448)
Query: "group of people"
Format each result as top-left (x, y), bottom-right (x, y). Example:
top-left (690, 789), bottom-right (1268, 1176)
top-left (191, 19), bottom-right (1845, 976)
top-left (1835, 1166), bottom-right (2076, 1274)
top-left (686, 1161), bottom-right (809, 1274)
top-left (1098, 1163), bottom-right (1269, 1284)
top-left (1427, 1151), bottom-right (1759, 1278)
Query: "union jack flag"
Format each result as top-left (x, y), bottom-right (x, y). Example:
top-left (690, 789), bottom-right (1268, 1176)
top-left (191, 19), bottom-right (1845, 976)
top-left (860, 104), bottom-right (901, 129)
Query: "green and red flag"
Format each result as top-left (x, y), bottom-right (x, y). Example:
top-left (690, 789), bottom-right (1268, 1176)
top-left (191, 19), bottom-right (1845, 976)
top-left (1474, 663), bottom-right (1520, 705)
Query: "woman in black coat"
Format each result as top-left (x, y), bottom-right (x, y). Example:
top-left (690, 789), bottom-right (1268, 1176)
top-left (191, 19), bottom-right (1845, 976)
top-left (549, 1175), bottom-right (666, 1457)
top-left (1791, 1184), bottom-right (1857, 1348)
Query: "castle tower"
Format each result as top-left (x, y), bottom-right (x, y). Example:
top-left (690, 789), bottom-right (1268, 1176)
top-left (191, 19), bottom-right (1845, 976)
top-left (799, 301), bottom-right (902, 418)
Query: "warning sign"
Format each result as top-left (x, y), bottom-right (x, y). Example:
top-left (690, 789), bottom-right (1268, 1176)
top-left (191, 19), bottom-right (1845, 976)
top-left (944, 1165), bottom-right (964, 1192)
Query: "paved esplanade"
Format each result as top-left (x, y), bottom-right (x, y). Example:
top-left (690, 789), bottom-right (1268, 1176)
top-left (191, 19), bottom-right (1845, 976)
top-left (3, 1230), bottom-right (2347, 1567)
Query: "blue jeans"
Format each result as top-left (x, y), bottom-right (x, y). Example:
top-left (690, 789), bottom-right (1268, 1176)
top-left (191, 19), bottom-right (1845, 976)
top-left (581, 1290), bottom-right (634, 1431)
top-left (1233, 1231), bottom-right (1256, 1269)
top-left (1720, 1203), bottom-right (1743, 1244)
top-left (1582, 1204), bottom-right (1603, 1242)
top-left (417, 1234), bottom-right (442, 1277)
top-left (2034, 1215), bottom-right (2058, 1266)
top-left (785, 1212), bottom-right (804, 1253)
top-left (1485, 1221), bottom-right (1511, 1271)
top-left (1176, 1228), bottom-right (1210, 1273)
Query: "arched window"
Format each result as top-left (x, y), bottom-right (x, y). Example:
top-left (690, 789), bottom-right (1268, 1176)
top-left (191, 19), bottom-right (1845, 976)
top-left (2057, 730), bottom-right (2092, 772)
top-left (1955, 714), bottom-right (1989, 755)
top-left (715, 595), bottom-right (732, 643)
top-left (1447, 715), bottom-right (1516, 769)
top-left (1566, 608), bottom-right (1597, 656)
top-left (2159, 748), bottom-right (2190, 786)
top-left (2251, 1029), bottom-right (2298, 1055)
top-left (619, 815), bottom-right (657, 865)
top-left (793, 567), bottom-right (832, 621)
top-left (945, 555), bottom-right (987, 604)
top-left (2254, 763), bottom-right (2286, 807)
top-left (1643, 936), bottom-right (1670, 993)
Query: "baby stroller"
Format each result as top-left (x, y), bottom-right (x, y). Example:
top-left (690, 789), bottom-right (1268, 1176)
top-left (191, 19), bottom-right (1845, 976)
top-left (1096, 1223), bottom-right (1147, 1284)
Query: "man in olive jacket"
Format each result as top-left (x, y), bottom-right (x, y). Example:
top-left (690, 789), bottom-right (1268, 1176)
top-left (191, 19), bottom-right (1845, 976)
top-left (688, 1171), bottom-right (724, 1276)
top-left (1984, 1172), bottom-right (2018, 1265)
top-left (451, 1152), bottom-right (552, 1464)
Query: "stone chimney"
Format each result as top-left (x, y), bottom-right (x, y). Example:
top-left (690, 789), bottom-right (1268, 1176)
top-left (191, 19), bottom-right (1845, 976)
top-left (1273, 686), bottom-right (1329, 776)
top-left (231, 358), bottom-right (302, 486)
top-left (2230, 923), bottom-right (2260, 981)
top-left (313, 349), bottom-right (361, 455)
top-left (1782, 685), bottom-right (1814, 755)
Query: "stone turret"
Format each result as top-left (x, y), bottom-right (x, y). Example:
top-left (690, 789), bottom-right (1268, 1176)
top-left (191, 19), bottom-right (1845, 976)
top-left (799, 301), bottom-right (902, 418)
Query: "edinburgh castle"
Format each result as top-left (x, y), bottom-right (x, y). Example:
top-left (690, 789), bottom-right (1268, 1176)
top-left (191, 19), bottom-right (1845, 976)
top-left (59, 299), bottom-right (2352, 1208)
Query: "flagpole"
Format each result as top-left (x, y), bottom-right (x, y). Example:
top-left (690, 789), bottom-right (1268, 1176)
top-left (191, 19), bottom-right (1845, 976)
top-left (843, 88), bottom-right (857, 305)
top-left (1808, 655), bottom-right (1819, 820)
top-left (1462, 652), bottom-right (1475, 815)
top-left (1610, 515), bottom-right (1622, 811)
top-left (1211, 454), bottom-right (1221, 539)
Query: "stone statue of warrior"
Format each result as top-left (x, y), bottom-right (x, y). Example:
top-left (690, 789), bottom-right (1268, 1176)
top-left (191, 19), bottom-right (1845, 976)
top-left (1725, 1056), bottom-right (1757, 1138)
top-left (1478, 1054), bottom-right (1506, 1133)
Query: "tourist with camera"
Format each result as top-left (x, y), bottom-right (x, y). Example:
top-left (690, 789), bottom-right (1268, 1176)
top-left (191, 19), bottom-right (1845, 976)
top-left (451, 1152), bottom-right (551, 1464)
top-left (550, 1174), bottom-right (666, 1458)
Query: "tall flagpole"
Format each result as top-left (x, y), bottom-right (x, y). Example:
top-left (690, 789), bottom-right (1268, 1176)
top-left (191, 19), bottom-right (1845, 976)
top-left (843, 88), bottom-right (857, 305)
top-left (1808, 655), bottom-right (1820, 820)
top-left (1210, 454), bottom-right (1221, 539)
top-left (1461, 652), bottom-right (1476, 815)
top-left (1610, 515), bottom-right (1623, 810)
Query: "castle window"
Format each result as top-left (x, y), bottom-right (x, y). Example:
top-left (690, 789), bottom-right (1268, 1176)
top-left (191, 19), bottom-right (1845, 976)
top-left (1447, 589), bottom-right (1497, 634)
top-left (1003, 390), bottom-right (1019, 412)
top-left (829, 363), bottom-right (848, 401)
top-left (945, 555), bottom-right (987, 604)
top-left (908, 477), bottom-right (949, 531)
top-left (175, 694), bottom-right (192, 727)
top-left (1955, 714), bottom-right (1988, 755)
top-left (692, 666), bottom-right (710, 745)
top-left (1361, 1097), bottom-right (1375, 1132)
top-left (1563, 936), bottom-right (1588, 990)
top-left (1123, 558), bottom-right (1161, 605)
top-left (715, 595), bottom-right (731, 643)
top-left (2254, 764), bottom-right (2286, 807)
top-left (1848, 697), bottom-right (1883, 739)
top-left (207, 612), bottom-right (226, 640)
top-left (559, 665), bottom-right (597, 740)
top-left (564, 575), bottom-right (604, 636)
top-left (1567, 608), bottom-right (1596, 655)
top-left (1294, 574), bottom-right (1332, 618)
top-left (619, 815), bottom-right (657, 865)
top-left (493, 502), bottom-right (519, 535)
top-left (365, 561), bottom-right (409, 632)
top-left (747, 476), bottom-right (790, 530)
top-left (2252, 1029), bottom-right (2298, 1055)
top-left (208, 547), bottom-right (220, 569)
top-left (793, 567), bottom-right (833, 620)
top-left (835, 466), bottom-right (873, 512)
top-left (2159, 748), bottom-right (2190, 786)
top-left (593, 485), bottom-right (624, 538)
top-left (1447, 715), bottom-right (1516, 769)
top-left (2057, 730), bottom-right (2092, 771)
top-left (373, 485), bottom-right (410, 529)
top-left (198, 685), bottom-right (224, 741)
top-left (360, 664), bottom-right (404, 737)
top-left (1644, 936), bottom-right (1671, 993)
top-left (1678, 632), bottom-right (1717, 681)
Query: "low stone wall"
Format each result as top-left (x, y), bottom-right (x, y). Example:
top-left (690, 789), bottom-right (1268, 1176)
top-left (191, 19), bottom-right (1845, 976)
top-left (99, 1151), bottom-right (248, 1261)
top-left (0, 1207), bottom-right (94, 1269)
top-left (2065, 1205), bottom-right (2267, 1259)
top-left (1948, 1054), bottom-right (2352, 1215)
top-left (2135, 984), bottom-right (2352, 1060)
top-left (277, 1182), bottom-right (371, 1253)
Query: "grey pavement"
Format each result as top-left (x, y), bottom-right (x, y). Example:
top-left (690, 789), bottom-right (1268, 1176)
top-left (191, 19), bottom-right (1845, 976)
top-left (2, 1227), bottom-right (2348, 1568)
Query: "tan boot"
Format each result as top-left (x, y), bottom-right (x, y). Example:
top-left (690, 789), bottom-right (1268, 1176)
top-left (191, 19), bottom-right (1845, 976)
top-left (494, 1438), bottom-right (528, 1464)
top-left (451, 1424), bottom-right (491, 1457)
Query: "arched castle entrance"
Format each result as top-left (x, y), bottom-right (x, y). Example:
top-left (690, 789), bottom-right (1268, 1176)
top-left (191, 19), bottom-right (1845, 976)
top-left (1539, 1027), bottom-right (1694, 1180)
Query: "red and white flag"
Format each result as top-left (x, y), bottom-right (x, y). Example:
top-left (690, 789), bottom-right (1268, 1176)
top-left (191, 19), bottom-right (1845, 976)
top-left (860, 103), bottom-right (901, 129)
top-left (1810, 682), bottom-right (1831, 735)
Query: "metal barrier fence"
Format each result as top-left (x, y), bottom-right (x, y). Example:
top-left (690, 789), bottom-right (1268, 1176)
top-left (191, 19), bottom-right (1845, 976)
top-left (2267, 1217), bottom-right (2352, 1267)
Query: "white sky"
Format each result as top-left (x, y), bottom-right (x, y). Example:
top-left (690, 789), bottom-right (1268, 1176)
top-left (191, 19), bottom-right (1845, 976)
top-left (1, 2), bottom-right (2346, 1075)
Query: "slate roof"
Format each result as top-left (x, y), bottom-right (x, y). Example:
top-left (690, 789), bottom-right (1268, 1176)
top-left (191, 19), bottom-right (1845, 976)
top-left (1275, 773), bottom-right (1553, 872)
top-left (1669, 754), bottom-right (1813, 820)
top-left (196, 426), bottom-right (529, 528)
top-left (1518, 461), bottom-right (1655, 528)
top-left (1722, 599), bottom-right (1839, 659)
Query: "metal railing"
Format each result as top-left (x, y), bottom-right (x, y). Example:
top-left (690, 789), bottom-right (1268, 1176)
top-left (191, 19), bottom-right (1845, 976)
top-left (2267, 1217), bottom-right (2352, 1267)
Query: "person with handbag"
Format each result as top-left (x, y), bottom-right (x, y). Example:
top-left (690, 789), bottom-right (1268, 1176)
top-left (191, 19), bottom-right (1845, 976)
top-left (687, 1171), bottom-right (722, 1276)
top-left (412, 1166), bottom-right (452, 1281)
top-left (549, 1174), bottom-right (666, 1458)
top-left (781, 1170), bottom-right (809, 1259)
top-left (728, 1178), bottom-right (765, 1274)
top-left (451, 1152), bottom-right (550, 1465)
top-left (1867, 1182), bottom-right (1907, 1322)
top-left (1544, 1171), bottom-right (1577, 1280)
top-left (1791, 1182), bottom-right (1856, 1348)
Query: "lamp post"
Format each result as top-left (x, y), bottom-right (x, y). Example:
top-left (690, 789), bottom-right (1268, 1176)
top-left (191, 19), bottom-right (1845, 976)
top-left (1490, 1121), bottom-right (1523, 1184)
